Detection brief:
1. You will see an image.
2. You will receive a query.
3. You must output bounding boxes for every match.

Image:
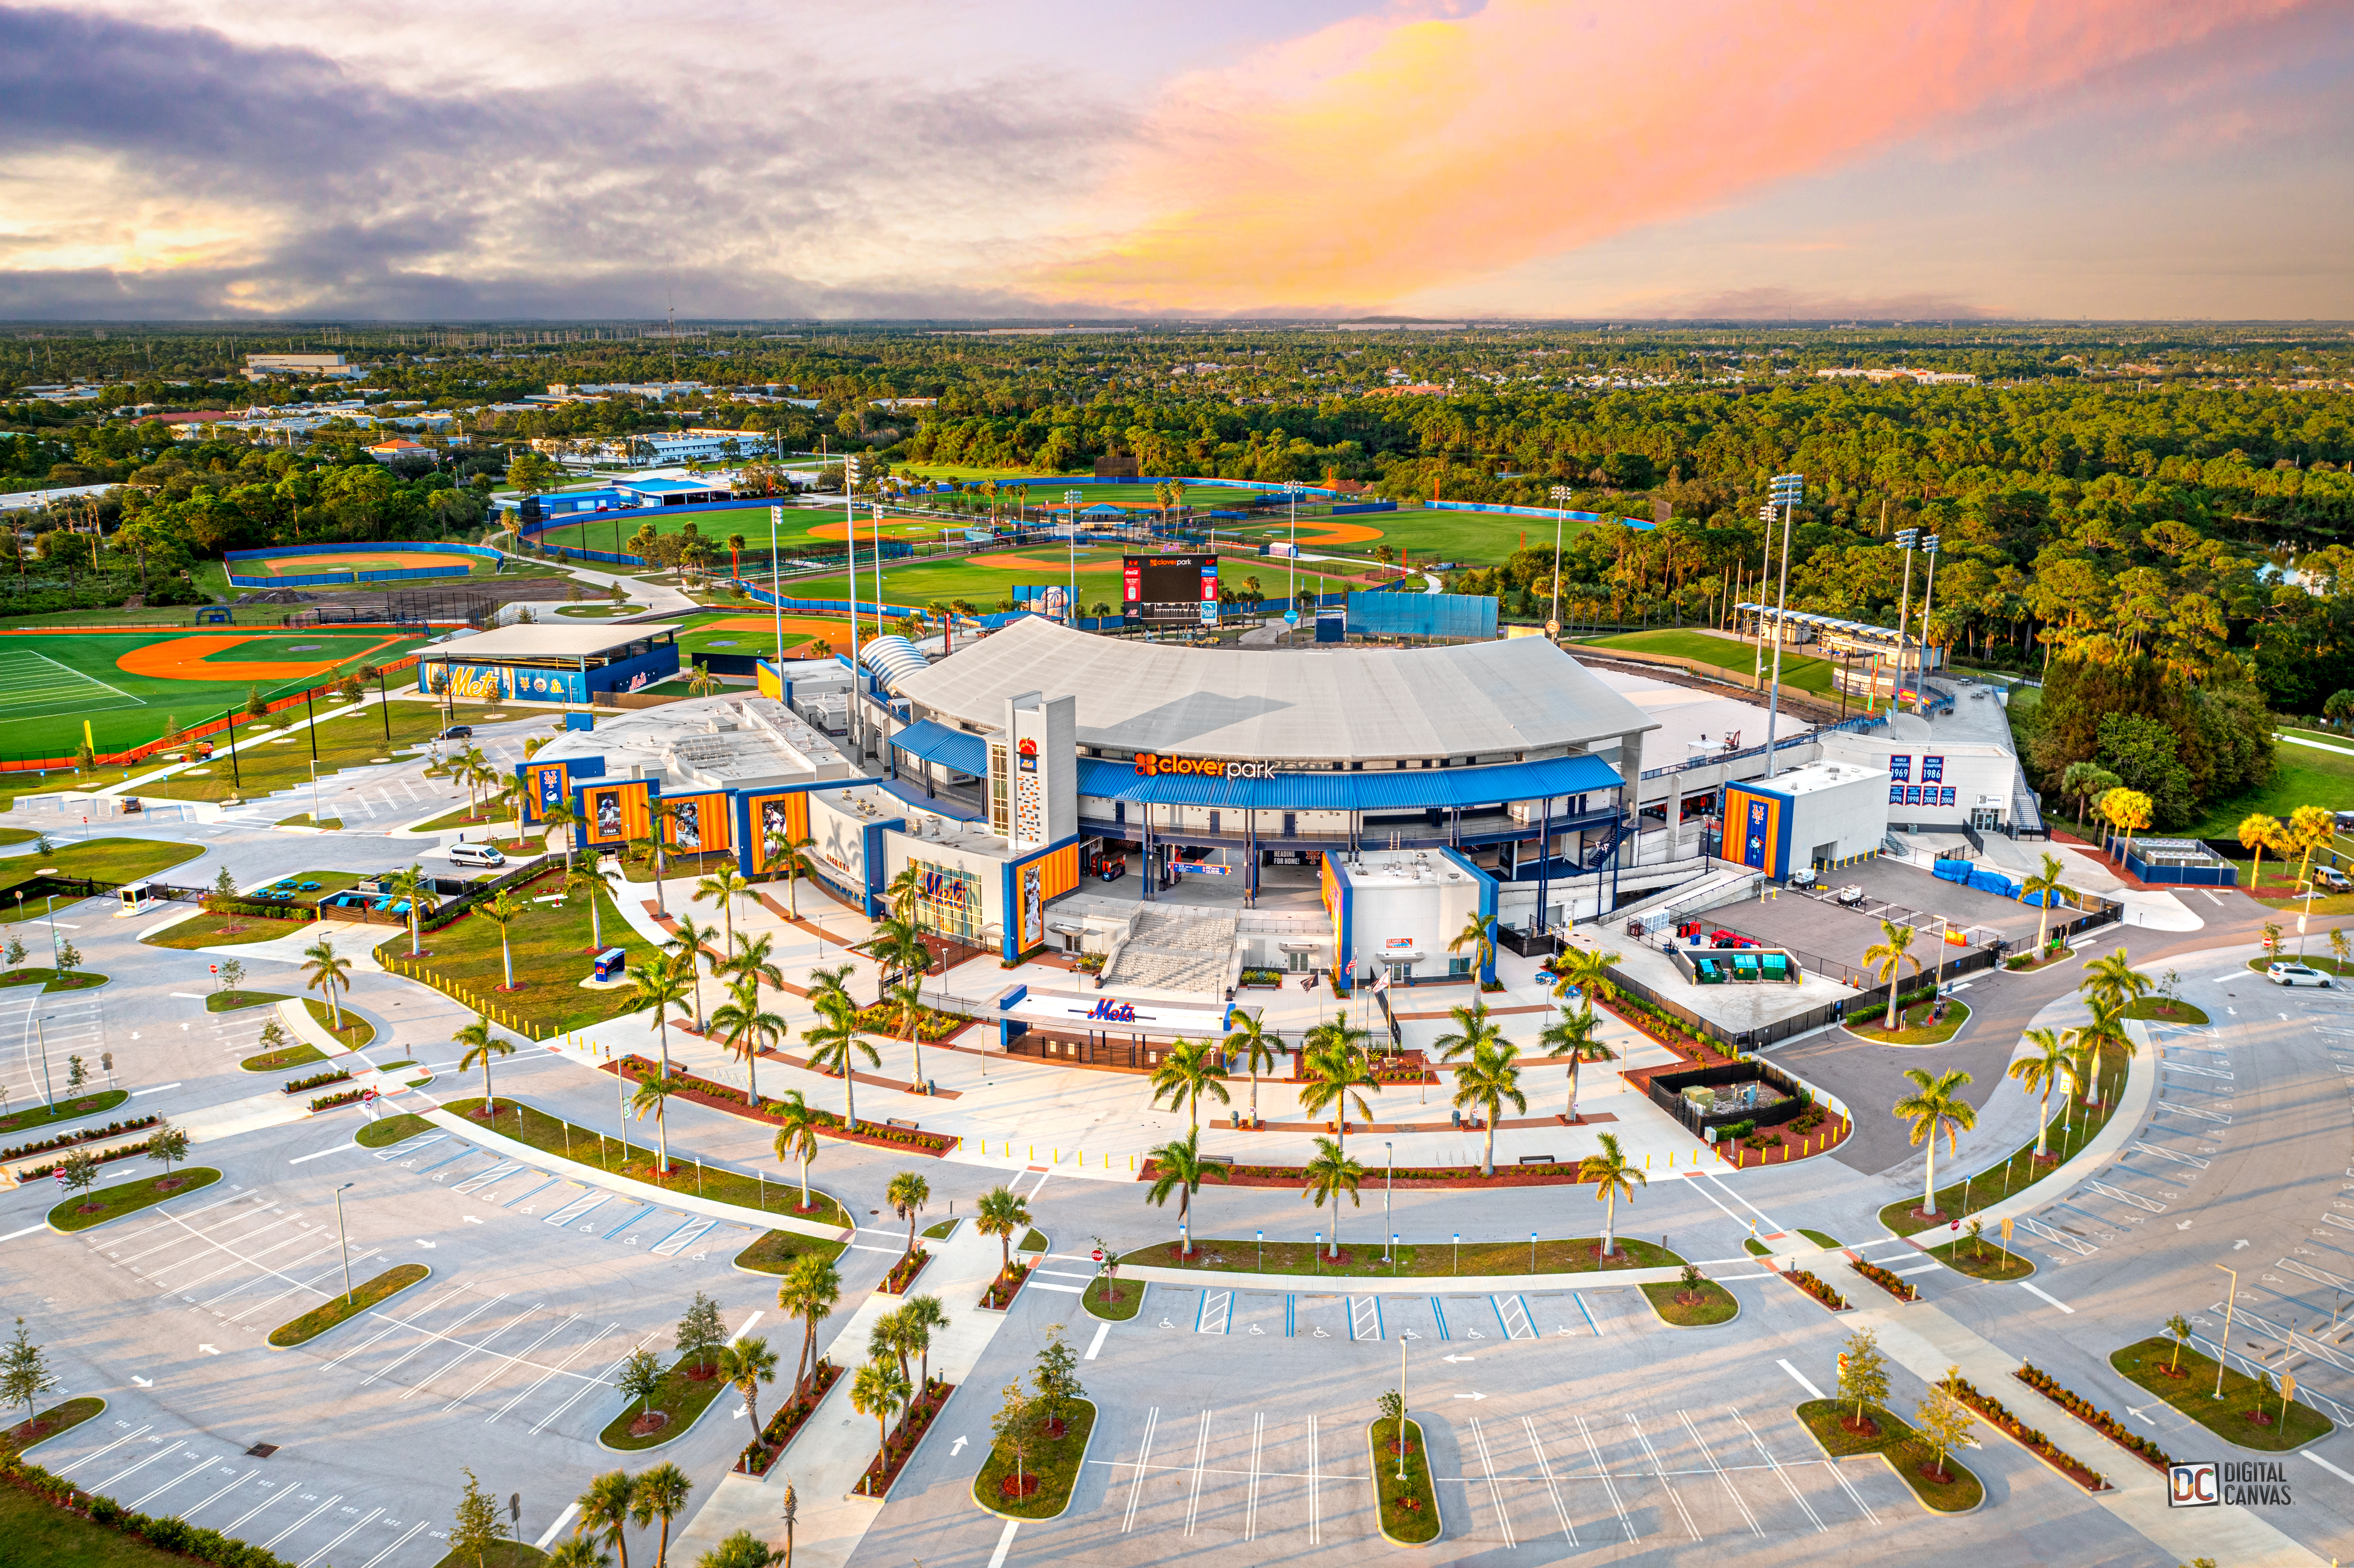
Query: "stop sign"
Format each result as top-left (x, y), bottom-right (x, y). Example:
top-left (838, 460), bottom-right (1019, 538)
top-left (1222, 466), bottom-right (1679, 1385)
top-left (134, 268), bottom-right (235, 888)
top-left (1091, 1249), bottom-right (1105, 1262)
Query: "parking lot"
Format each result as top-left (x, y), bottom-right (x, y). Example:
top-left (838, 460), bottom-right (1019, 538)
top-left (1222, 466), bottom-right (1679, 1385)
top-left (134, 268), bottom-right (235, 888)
top-left (1711, 857), bottom-right (2059, 977)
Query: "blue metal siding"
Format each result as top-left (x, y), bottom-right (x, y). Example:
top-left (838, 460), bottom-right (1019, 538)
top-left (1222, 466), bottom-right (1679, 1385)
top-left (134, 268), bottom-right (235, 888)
top-left (1074, 752), bottom-right (1619, 811)
top-left (892, 719), bottom-right (988, 774)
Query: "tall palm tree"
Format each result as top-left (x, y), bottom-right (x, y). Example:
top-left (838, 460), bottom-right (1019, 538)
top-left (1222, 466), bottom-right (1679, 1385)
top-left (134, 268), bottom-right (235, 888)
top-left (503, 776), bottom-right (532, 848)
top-left (693, 865), bottom-right (753, 951)
top-left (628, 954), bottom-right (693, 1078)
top-left (728, 930), bottom-right (784, 994)
top-left (388, 863), bottom-right (432, 959)
top-left (1578, 1130), bottom-right (1646, 1257)
top-left (541, 797), bottom-right (580, 864)
top-left (1451, 1039), bottom-right (1526, 1177)
top-left (1297, 1015), bottom-right (1376, 1152)
top-left (546, 1536), bottom-right (611, 1568)
top-left (1550, 945), bottom-right (1621, 1017)
top-left (900, 1293), bottom-right (950, 1392)
top-left (806, 960), bottom-right (858, 1016)
top-left (2021, 852), bottom-right (2079, 955)
top-left (631, 1070), bottom-right (688, 1175)
top-left (1145, 1128), bottom-right (1228, 1256)
top-left (883, 864), bottom-right (924, 927)
top-left (1892, 1067), bottom-right (1977, 1218)
top-left (886, 979), bottom-right (931, 1092)
top-left (1148, 1037), bottom-right (1231, 1131)
top-left (2080, 950), bottom-right (2152, 1016)
top-left (1447, 911), bottom-right (1496, 985)
top-left (975, 1185), bottom-right (1031, 1274)
top-left (778, 1252), bottom-right (841, 1389)
top-left (1300, 1135), bottom-right (1364, 1260)
top-left (301, 936), bottom-right (352, 1029)
top-left (666, 913), bottom-right (720, 1029)
top-left (2240, 812), bottom-right (2288, 892)
top-left (454, 1015), bottom-right (514, 1118)
top-left (1431, 1001), bottom-right (1502, 1063)
top-left (630, 1461), bottom-right (692, 1568)
top-left (2008, 1028), bottom-right (2074, 1159)
top-left (771, 1090), bottom-right (823, 1211)
top-left (573, 1470), bottom-right (638, 1568)
top-left (2074, 997), bottom-right (2135, 1108)
top-left (765, 829), bottom-right (815, 919)
top-left (850, 1358), bottom-right (912, 1475)
top-left (478, 888), bottom-right (528, 990)
top-left (645, 798), bottom-right (682, 914)
top-left (1539, 1006), bottom-right (1599, 1120)
top-left (887, 1170), bottom-right (930, 1257)
top-left (1862, 919), bottom-right (1922, 1030)
top-left (1222, 1009), bottom-right (1280, 1126)
top-left (565, 860), bottom-right (618, 952)
top-left (804, 1001), bottom-right (880, 1131)
top-left (715, 1336), bottom-right (778, 1436)
top-left (709, 975), bottom-right (785, 1107)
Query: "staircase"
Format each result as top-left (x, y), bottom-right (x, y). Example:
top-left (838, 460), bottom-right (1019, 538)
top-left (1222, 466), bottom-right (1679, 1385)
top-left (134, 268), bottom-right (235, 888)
top-left (1604, 862), bottom-right (1762, 936)
top-left (1099, 906), bottom-right (1239, 996)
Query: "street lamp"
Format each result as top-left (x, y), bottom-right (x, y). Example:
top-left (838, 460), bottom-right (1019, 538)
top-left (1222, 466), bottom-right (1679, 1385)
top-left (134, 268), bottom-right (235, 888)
top-left (2214, 1263), bottom-right (2239, 1400)
top-left (1546, 485), bottom-right (1574, 638)
top-left (1383, 1141), bottom-right (1394, 1263)
top-left (1762, 473), bottom-right (1803, 779)
top-left (1062, 490), bottom-right (1083, 623)
top-left (333, 1181), bottom-right (356, 1304)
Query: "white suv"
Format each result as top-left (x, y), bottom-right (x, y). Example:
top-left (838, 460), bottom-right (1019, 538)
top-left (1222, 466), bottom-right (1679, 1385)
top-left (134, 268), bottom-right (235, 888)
top-left (2268, 961), bottom-right (2332, 987)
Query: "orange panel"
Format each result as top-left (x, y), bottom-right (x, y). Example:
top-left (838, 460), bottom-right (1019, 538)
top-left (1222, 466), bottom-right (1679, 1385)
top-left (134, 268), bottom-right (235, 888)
top-left (663, 791), bottom-right (731, 855)
top-left (1035, 844), bottom-right (1079, 901)
top-left (582, 780), bottom-right (651, 845)
top-left (744, 791), bottom-right (810, 871)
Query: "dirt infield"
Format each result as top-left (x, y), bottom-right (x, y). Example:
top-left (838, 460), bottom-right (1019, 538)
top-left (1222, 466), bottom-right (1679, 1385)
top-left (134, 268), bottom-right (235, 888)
top-left (1258, 520), bottom-right (1387, 545)
top-left (115, 633), bottom-right (410, 681)
top-left (799, 519), bottom-right (962, 543)
top-left (246, 550), bottom-right (467, 576)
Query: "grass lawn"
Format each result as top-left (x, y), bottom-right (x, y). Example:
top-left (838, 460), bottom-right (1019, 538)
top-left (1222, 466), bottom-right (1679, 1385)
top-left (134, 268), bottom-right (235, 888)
top-left (1878, 1039), bottom-right (2130, 1237)
top-left (0, 1484), bottom-right (198, 1567)
top-left (387, 878), bottom-right (663, 1034)
top-left (2124, 997), bottom-right (2212, 1025)
top-left (268, 1263), bottom-right (430, 1346)
top-left (2184, 741), bottom-right (2354, 841)
top-left (0, 1088), bottom-right (126, 1137)
top-left (1798, 1228), bottom-right (1840, 1249)
top-left (208, 989), bottom-right (290, 1012)
top-left (1369, 1416), bottom-right (1442, 1544)
top-left (1794, 1400), bottom-right (1982, 1512)
top-left (3, 1396), bottom-right (103, 1454)
top-left (48, 1168), bottom-right (219, 1231)
top-left (356, 1111), bottom-right (435, 1148)
top-left (1926, 1234), bottom-right (2037, 1280)
top-left (1582, 628), bottom-right (1843, 697)
top-left (447, 1097), bottom-right (850, 1218)
top-left (1118, 1235), bottom-right (1681, 1279)
top-left (1085, 1277), bottom-right (1141, 1321)
top-left (1641, 1277), bottom-right (1740, 1326)
top-left (140, 701), bottom-right (453, 806)
top-left (146, 910), bottom-right (318, 949)
top-left (921, 1217), bottom-right (958, 1239)
top-left (732, 1226), bottom-right (850, 1273)
top-left (600, 1351), bottom-right (731, 1451)
top-left (2111, 1337), bottom-right (2334, 1451)
top-left (0, 967), bottom-right (107, 993)
top-left (2247, 953), bottom-right (2354, 976)
top-left (274, 813), bottom-right (343, 830)
top-left (1846, 999), bottom-right (1970, 1045)
top-left (239, 1041), bottom-right (325, 1072)
top-left (304, 997), bottom-right (374, 1049)
top-left (412, 800), bottom-right (533, 833)
top-left (976, 1399), bottom-right (1097, 1520)
top-left (0, 836), bottom-right (202, 892)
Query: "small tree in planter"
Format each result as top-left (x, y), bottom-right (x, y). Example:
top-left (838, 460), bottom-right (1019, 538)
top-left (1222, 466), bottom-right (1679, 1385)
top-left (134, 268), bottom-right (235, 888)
top-left (677, 1290), bottom-right (726, 1376)
top-left (2165, 1313), bottom-right (2195, 1376)
top-left (58, 1148), bottom-right (101, 1211)
top-left (991, 1381), bottom-right (1039, 1498)
top-left (146, 1118), bottom-right (190, 1187)
top-left (1837, 1326), bottom-right (1890, 1435)
top-left (618, 1346), bottom-right (666, 1433)
top-left (217, 957), bottom-right (246, 1003)
top-left (2, 1316), bottom-right (59, 1429)
top-left (52, 939), bottom-right (82, 983)
top-left (1915, 1369), bottom-right (1979, 1482)
top-left (1673, 1262), bottom-right (1710, 1308)
top-left (3, 933), bottom-right (23, 972)
top-left (255, 1016), bottom-right (293, 1060)
top-left (1031, 1323), bottom-right (1082, 1437)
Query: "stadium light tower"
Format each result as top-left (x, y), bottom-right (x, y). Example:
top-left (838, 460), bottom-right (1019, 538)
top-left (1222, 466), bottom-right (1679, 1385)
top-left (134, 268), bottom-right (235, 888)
top-left (1888, 527), bottom-right (1920, 714)
top-left (1761, 473), bottom-right (1803, 779)
top-left (1914, 533), bottom-right (1942, 715)
top-left (1546, 484), bottom-right (1574, 638)
top-left (1283, 480), bottom-right (1306, 633)
top-left (1063, 489), bottom-right (1083, 623)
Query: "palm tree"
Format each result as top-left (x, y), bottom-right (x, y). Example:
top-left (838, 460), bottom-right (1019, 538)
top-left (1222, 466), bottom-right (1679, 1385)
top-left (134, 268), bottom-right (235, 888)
top-left (542, 797), bottom-right (580, 864)
top-left (887, 1170), bottom-right (930, 1256)
top-left (1300, 1135), bottom-right (1364, 1260)
top-left (1145, 1128), bottom-right (1229, 1256)
top-left (709, 975), bottom-right (784, 1107)
top-left (454, 1014), bottom-right (514, 1118)
top-left (1451, 1040), bottom-right (1526, 1178)
top-left (630, 1461), bottom-right (692, 1568)
top-left (1148, 1036), bottom-right (1231, 1131)
top-left (2080, 950), bottom-right (2152, 1016)
top-left (778, 1252), bottom-right (841, 1389)
top-left (728, 930), bottom-right (784, 995)
top-left (645, 798), bottom-right (681, 914)
top-left (900, 1293), bottom-right (950, 1392)
top-left (765, 829), bottom-right (816, 918)
top-left (546, 1536), bottom-right (611, 1568)
top-left (1447, 910), bottom-right (1496, 984)
top-left (565, 860), bottom-right (617, 952)
top-left (886, 979), bottom-right (931, 1092)
top-left (2021, 852), bottom-right (2079, 955)
top-left (771, 1090), bottom-right (823, 1211)
top-left (388, 863), bottom-right (432, 958)
top-left (1862, 919), bottom-right (1921, 1030)
top-left (716, 1335), bottom-right (778, 1436)
top-left (301, 936), bottom-right (352, 1029)
top-left (850, 1358), bottom-right (912, 1475)
top-left (1222, 1009), bottom-right (1280, 1126)
top-left (1297, 1015), bottom-right (1376, 1151)
top-left (1539, 1006), bottom-right (1599, 1120)
top-left (2074, 997), bottom-right (2135, 1108)
top-left (1431, 1001), bottom-right (1502, 1063)
top-left (1578, 1130), bottom-right (1646, 1257)
top-left (2008, 1028), bottom-right (2074, 1159)
top-left (975, 1185), bottom-right (1031, 1274)
top-left (1892, 1067), bottom-right (1977, 1219)
top-left (666, 913), bottom-right (720, 1029)
top-left (2240, 812), bottom-right (2288, 892)
top-left (631, 1070), bottom-right (688, 1175)
top-left (694, 865), bottom-right (753, 951)
top-left (503, 776), bottom-right (531, 848)
top-left (804, 1002), bottom-right (880, 1130)
top-left (628, 955), bottom-right (693, 1077)
top-left (1550, 945), bottom-right (1621, 1018)
top-left (883, 864), bottom-right (924, 927)
top-left (806, 960), bottom-right (858, 1016)
top-left (574, 1470), bottom-right (638, 1568)
top-left (478, 888), bottom-right (528, 990)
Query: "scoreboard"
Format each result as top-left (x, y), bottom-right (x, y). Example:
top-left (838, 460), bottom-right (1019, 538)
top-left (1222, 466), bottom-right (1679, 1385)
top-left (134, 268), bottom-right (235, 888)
top-left (1123, 553), bottom-right (1219, 626)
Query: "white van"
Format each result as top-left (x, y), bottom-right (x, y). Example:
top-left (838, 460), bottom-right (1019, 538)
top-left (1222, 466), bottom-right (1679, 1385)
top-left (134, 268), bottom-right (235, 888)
top-left (447, 841), bottom-right (506, 869)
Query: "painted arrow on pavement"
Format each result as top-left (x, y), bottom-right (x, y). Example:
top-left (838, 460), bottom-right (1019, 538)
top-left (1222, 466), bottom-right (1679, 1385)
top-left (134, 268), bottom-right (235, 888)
top-left (198, 1345), bottom-right (220, 1356)
top-left (1452, 1392), bottom-right (1487, 1402)
top-left (418, 1240), bottom-right (438, 1248)
top-left (2127, 1407), bottom-right (2154, 1424)
top-left (132, 1376), bottom-right (153, 1387)
top-left (1442, 1354), bottom-right (1475, 1364)
top-left (951, 1436), bottom-right (969, 1456)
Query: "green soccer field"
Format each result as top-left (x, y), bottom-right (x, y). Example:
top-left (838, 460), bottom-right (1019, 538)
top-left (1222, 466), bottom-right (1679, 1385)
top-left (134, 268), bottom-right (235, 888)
top-left (0, 629), bottom-right (429, 761)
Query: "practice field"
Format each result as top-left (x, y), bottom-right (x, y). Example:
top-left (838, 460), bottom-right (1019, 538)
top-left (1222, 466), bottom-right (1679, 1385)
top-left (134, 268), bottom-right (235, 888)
top-left (776, 549), bottom-right (1297, 616)
top-left (0, 629), bottom-right (426, 760)
top-left (1223, 505), bottom-right (1589, 566)
top-left (675, 614), bottom-right (849, 659)
top-left (237, 549), bottom-right (489, 579)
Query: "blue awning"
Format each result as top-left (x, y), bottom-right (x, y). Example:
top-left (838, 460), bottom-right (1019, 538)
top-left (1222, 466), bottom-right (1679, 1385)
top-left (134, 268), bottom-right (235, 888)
top-left (1075, 752), bottom-right (1620, 810)
top-left (891, 718), bottom-right (987, 774)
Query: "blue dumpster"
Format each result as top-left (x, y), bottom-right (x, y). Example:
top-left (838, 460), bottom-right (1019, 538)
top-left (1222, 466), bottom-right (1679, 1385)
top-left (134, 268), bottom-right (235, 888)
top-left (593, 947), bottom-right (627, 982)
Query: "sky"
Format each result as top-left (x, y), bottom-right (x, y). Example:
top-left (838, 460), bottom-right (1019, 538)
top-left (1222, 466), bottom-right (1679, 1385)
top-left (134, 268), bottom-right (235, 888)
top-left (1, 0), bottom-right (2349, 322)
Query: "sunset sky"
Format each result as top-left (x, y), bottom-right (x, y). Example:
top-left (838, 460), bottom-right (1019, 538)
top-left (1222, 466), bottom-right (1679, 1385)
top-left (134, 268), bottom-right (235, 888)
top-left (2, 0), bottom-right (2348, 320)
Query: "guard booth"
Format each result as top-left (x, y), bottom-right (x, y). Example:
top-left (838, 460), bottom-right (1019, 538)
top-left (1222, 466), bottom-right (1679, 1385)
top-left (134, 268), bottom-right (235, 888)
top-left (593, 947), bottom-right (628, 982)
top-left (116, 881), bottom-right (163, 915)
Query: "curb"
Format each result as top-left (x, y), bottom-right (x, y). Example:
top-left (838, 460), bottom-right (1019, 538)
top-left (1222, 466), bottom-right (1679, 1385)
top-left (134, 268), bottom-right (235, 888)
top-left (1369, 1416), bottom-right (1444, 1547)
top-left (971, 1398), bottom-right (1099, 1523)
top-left (263, 1265), bottom-right (432, 1351)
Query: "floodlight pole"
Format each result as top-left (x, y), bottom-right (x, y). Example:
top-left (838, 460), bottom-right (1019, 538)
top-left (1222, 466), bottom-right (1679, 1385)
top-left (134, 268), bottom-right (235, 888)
top-left (770, 502), bottom-right (784, 670)
top-left (1914, 535), bottom-right (1942, 716)
top-left (1888, 530), bottom-right (1918, 714)
top-left (1546, 485), bottom-right (1573, 639)
top-left (334, 1181), bottom-right (356, 1303)
top-left (2214, 1264), bottom-right (2239, 1399)
top-left (1063, 490), bottom-right (1083, 623)
top-left (1761, 473), bottom-right (1802, 780)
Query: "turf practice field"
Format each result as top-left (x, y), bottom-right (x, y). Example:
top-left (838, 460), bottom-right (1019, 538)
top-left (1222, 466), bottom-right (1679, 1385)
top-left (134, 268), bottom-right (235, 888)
top-left (238, 549), bottom-right (486, 579)
top-left (0, 629), bottom-right (427, 759)
top-left (675, 614), bottom-right (848, 659)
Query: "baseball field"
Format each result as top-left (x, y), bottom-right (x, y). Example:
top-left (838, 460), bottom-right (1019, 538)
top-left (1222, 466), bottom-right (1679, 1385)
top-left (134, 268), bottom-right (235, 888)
top-left (234, 549), bottom-right (493, 580)
top-left (0, 628), bottom-right (429, 760)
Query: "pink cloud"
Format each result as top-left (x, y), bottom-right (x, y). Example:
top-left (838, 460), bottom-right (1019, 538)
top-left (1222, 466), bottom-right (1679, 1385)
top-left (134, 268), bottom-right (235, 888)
top-left (1040, 0), bottom-right (2312, 310)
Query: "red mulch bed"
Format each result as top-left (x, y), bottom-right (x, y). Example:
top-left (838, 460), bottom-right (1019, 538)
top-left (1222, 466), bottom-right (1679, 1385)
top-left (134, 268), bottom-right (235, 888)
top-left (998, 1472), bottom-right (1041, 1498)
top-left (629, 1410), bottom-right (670, 1437)
top-left (603, 1055), bottom-right (953, 1155)
top-left (739, 1361), bottom-right (842, 1475)
top-left (879, 1249), bottom-right (931, 1295)
top-left (979, 1261), bottom-right (1030, 1310)
top-left (854, 1380), bottom-right (955, 1497)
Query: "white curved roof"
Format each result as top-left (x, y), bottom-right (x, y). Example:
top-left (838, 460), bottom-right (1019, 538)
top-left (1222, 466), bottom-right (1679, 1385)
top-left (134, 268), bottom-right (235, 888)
top-left (894, 616), bottom-right (1656, 761)
top-left (858, 635), bottom-right (929, 693)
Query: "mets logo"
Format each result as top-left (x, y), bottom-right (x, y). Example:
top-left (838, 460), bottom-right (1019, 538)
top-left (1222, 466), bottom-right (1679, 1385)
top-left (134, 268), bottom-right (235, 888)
top-left (1087, 998), bottom-right (1138, 1022)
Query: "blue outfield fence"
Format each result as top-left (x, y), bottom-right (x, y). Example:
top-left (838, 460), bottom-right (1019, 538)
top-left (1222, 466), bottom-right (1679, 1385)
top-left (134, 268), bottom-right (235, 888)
top-left (224, 540), bottom-right (504, 589)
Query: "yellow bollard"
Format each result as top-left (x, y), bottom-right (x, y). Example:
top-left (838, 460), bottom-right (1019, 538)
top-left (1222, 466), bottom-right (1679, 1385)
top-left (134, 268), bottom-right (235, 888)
top-left (1645, 1154), bottom-right (1651, 1170)
top-left (1028, 1145), bottom-right (1033, 1163)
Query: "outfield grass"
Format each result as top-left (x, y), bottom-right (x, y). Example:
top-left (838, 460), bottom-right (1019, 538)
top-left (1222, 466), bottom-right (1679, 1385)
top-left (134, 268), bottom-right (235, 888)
top-left (1582, 627), bottom-right (1844, 696)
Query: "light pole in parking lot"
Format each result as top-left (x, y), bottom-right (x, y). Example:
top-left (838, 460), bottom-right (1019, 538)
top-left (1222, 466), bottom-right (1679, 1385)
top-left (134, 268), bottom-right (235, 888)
top-left (333, 1181), bottom-right (356, 1304)
top-left (1383, 1142), bottom-right (1394, 1264)
top-left (2213, 1263), bottom-right (2239, 1400)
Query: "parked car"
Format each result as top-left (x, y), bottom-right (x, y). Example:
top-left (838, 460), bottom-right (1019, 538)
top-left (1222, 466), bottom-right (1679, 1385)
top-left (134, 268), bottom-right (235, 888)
top-left (447, 841), bottom-right (505, 868)
top-left (2268, 961), bottom-right (2332, 987)
top-left (2317, 866), bottom-right (2352, 894)
top-left (439, 725), bottom-right (473, 741)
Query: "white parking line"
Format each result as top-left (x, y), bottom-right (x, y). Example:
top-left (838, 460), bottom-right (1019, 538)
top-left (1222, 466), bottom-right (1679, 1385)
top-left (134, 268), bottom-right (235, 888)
top-left (1085, 1322), bottom-right (1110, 1360)
top-left (985, 1519), bottom-right (1018, 1568)
top-left (2303, 1450), bottom-right (2354, 1485)
top-left (1574, 1412), bottom-right (1636, 1543)
top-left (532, 1503), bottom-right (582, 1550)
top-left (299, 1505), bottom-right (382, 1566)
top-left (1776, 1358), bottom-right (1824, 1399)
top-left (1626, 1416), bottom-right (1698, 1539)
top-left (1679, 1410), bottom-right (1759, 1536)
top-left (2021, 1281), bottom-right (2075, 1314)
top-left (262, 1492), bottom-right (342, 1549)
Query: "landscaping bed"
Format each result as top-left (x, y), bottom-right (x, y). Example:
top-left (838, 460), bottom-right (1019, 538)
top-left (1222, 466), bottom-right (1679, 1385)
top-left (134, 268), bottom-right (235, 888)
top-left (303, 999), bottom-right (374, 1050)
top-left (2124, 998), bottom-right (2211, 1025)
top-left (1794, 1400), bottom-right (1982, 1512)
top-left (148, 911), bottom-right (317, 949)
top-left (1599, 995), bottom-right (1739, 1067)
top-left (2, 1113), bottom-right (157, 1165)
top-left (1780, 1266), bottom-right (1849, 1313)
top-left (2, 1398), bottom-right (102, 1455)
top-left (443, 1097), bottom-right (865, 1216)
top-left (2021, 1360), bottom-right (2181, 1466)
top-left (878, 1248), bottom-right (931, 1295)
top-left (239, 1042), bottom-right (325, 1072)
top-left (1084, 1277), bottom-right (1140, 1321)
top-left (607, 1055), bottom-right (955, 1154)
top-left (0, 1090), bottom-right (127, 1139)
top-left (282, 1067), bottom-right (353, 1096)
top-left (1641, 1277), bottom-right (1739, 1326)
top-left (1941, 1372), bottom-right (2110, 1491)
top-left (1878, 1038), bottom-right (2131, 1236)
top-left (731, 1228), bottom-right (849, 1274)
top-left (268, 1265), bottom-right (430, 1346)
top-left (0, 967), bottom-right (107, 993)
top-left (1369, 1416), bottom-right (1442, 1544)
top-left (47, 1168), bottom-right (219, 1231)
top-left (854, 1379), bottom-right (955, 1497)
top-left (1850, 1259), bottom-right (1919, 1303)
top-left (600, 1350), bottom-right (731, 1451)
top-left (1119, 1235), bottom-right (1681, 1279)
top-left (2107, 1339), bottom-right (2330, 1453)
top-left (1926, 1233), bottom-right (2035, 1281)
top-left (738, 1363), bottom-right (842, 1475)
top-left (1135, 1158), bottom-right (1604, 1191)
top-left (355, 1112), bottom-right (434, 1148)
top-left (1845, 998), bottom-right (1970, 1045)
top-left (980, 1261), bottom-right (1030, 1310)
top-left (974, 1397), bottom-right (1094, 1519)
top-left (19, 1134), bottom-right (169, 1180)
